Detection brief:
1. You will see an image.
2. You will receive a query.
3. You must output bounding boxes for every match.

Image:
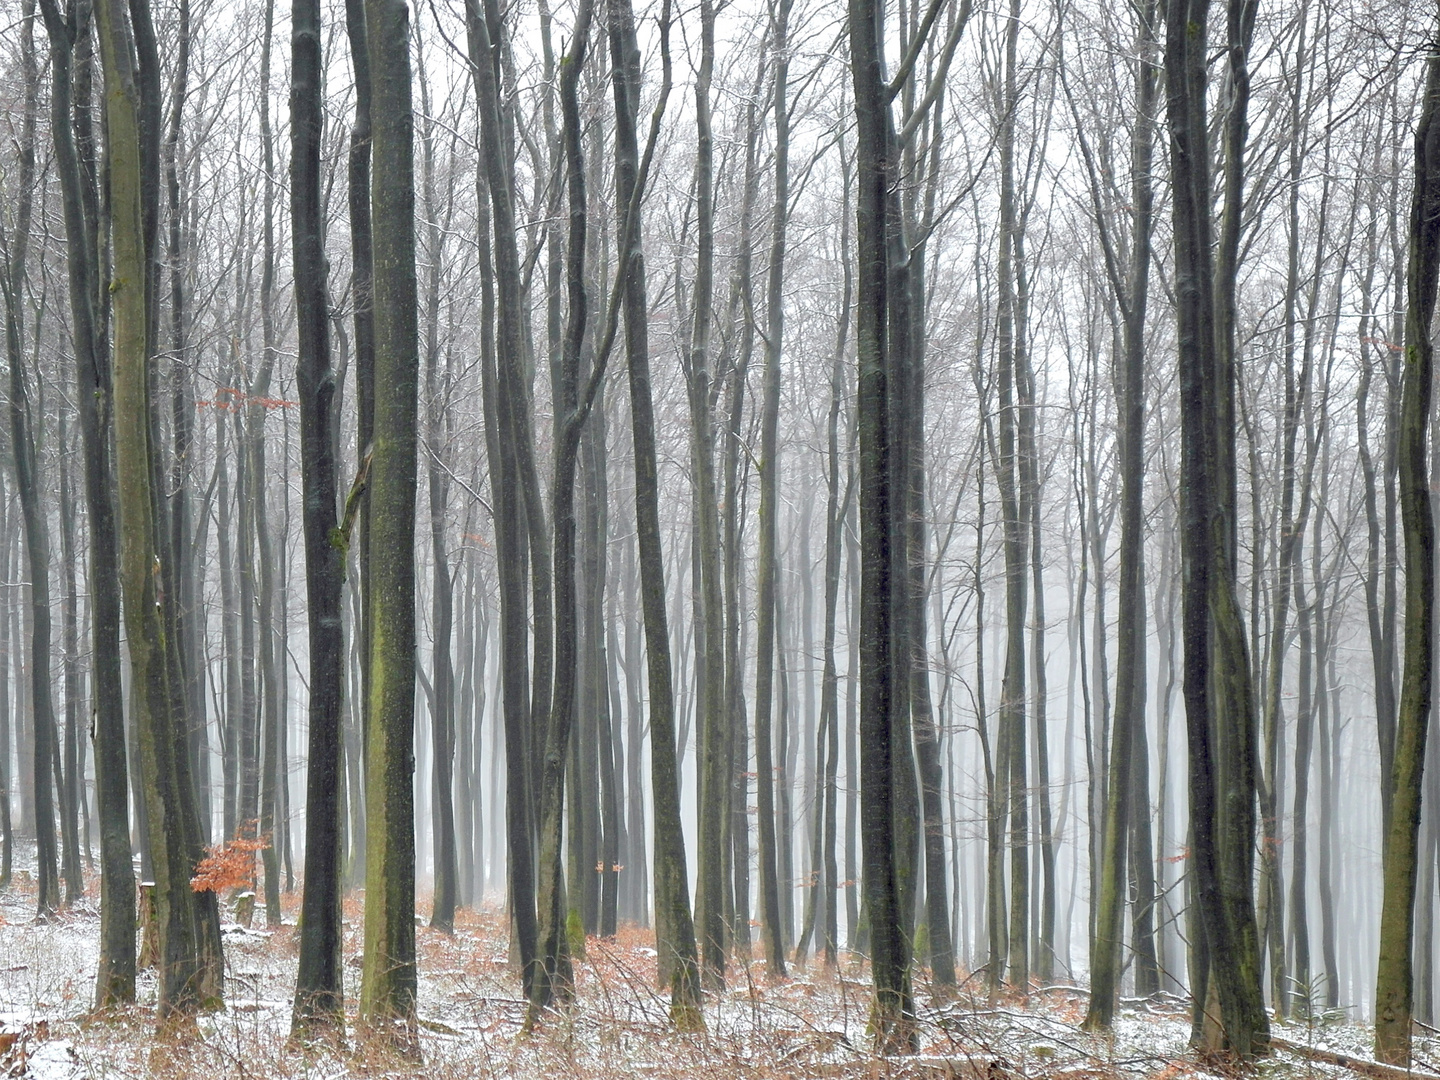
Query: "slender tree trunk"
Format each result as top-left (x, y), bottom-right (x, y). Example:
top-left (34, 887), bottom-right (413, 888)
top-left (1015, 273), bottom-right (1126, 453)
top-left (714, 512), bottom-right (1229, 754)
top-left (753, 0), bottom-right (792, 980)
top-left (415, 44), bottom-right (458, 935)
top-left (342, 0), bottom-right (373, 889)
top-left (688, 0), bottom-right (729, 988)
top-left (608, 0), bottom-right (701, 1027)
top-left (465, 0), bottom-right (540, 993)
top-left (0, 0), bottom-right (59, 918)
top-left (1082, 0), bottom-right (1157, 1027)
top-left (527, 0), bottom-right (596, 1020)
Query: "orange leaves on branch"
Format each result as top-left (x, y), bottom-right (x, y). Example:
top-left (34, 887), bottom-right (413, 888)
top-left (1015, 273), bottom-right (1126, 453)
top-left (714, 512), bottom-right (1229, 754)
top-left (195, 387), bottom-right (297, 411)
top-left (191, 827), bottom-right (270, 893)
top-left (1360, 334), bottom-right (1404, 354)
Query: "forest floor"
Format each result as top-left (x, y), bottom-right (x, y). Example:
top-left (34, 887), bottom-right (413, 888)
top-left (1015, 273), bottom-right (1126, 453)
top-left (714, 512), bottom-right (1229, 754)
top-left (0, 857), bottom-right (1418, 1079)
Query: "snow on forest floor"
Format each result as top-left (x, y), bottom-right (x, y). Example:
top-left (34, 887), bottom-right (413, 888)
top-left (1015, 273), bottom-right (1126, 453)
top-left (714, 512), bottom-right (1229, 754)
top-left (0, 858), bottom-right (1420, 1079)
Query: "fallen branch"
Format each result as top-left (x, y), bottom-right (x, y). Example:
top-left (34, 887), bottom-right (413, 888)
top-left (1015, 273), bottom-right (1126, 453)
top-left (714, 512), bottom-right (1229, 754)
top-left (1271, 1036), bottom-right (1440, 1080)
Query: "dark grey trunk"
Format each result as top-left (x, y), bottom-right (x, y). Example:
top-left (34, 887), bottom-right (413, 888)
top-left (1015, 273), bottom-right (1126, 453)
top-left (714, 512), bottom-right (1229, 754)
top-left (289, 0), bottom-right (345, 1030)
top-left (38, 0), bottom-right (135, 1001)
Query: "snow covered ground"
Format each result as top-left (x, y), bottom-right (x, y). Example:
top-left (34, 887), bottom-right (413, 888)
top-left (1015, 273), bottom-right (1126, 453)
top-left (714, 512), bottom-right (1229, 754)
top-left (0, 859), bottom-right (1419, 1078)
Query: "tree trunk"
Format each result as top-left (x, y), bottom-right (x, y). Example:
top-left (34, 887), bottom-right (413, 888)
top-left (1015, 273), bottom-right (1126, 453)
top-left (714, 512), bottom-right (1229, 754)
top-left (753, 0), bottom-right (792, 981)
top-left (97, 0), bottom-right (212, 1022)
top-left (0, 0), bottom-right (60, 919)
top-left (357, 0), bottom-right (420, 1048)
top-left (1374, 27), bottom-right (1440, 1065)
top-left (527, 0), bottom-right (596, 1019)
top-left (607, 0), bottom-right (701, 1027)
top-left (850, 0), bottom-right (917, 1048)
top-left (39, 0), bottom-right (135, 1002)
top-left (1165, 0), bottom-right (1269, 1056)
top-left (688, 0), bottom-right (729, 989)
top-left (415, 42), bottom-right (458, 936)
top-left (289, 0), bottom-right (345, 1031)
top-left (1082, 0), bottom-right (1157, 1027)
top-left (465, 0), bottom-right (539, 995)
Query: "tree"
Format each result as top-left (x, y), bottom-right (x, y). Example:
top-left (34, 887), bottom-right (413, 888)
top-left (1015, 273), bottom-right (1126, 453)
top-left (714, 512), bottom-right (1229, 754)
top-left (96, 0), bottom-right (215, 1024)
top-left (0, 0), bottom-right (61, 920)
top-left (465, 0), bottom-right (539, 994)
top-left (849, 0), bottom-right (915, 1050)
top-left (290, 0), bottom-right (346, 1032)
top-left (528, 0), bottom-right (596, 1021)
top-left (37, 0), bottom-right (135, 1005)
top-left (608, 0), bottom-right (702, 1029)
top-left (1165, 0), bottom-right (1268, 1056)
top-left (1374, 19), bottom-right (1440, 1065)
top-left (688, 0), bottom-right (729, 990)
top-left (357, 0), bottom-right (420, 1050)
top-left (1079, 0), bottom-right (1158, 1028)
top-left (753, 0), bottom-right (792, 980)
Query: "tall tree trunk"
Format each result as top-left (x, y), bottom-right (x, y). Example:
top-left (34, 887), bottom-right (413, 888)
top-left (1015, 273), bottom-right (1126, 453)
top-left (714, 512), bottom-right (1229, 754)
top-left (343, 0), bottom-right (373, 888)
top-left (357, 0), bottom-right (420, 1048)
top-left (688, 0), bottom-right (728, 989)
top-left (1165, 0), bottom-right (1268, 1056)
top-left (38, 0), bottom-right (135, 1001)
top-left (849, 0), bottom-right (917, 1049)
top-left (753, 0), bottom-right (792, 980)
top-left (0, 0), bottom-right (60, 918)
top-left (527, 0), bottom-right (595, 1020)
top-left (97, 0), bottom-right (213, 1022)
top-left (722, 83), bottom-right (761, 955)
top-left (290, 0), bottom-right (345, 1031)
top-left (994, 0), bottom-right (1028, 989)
top-left (1374, 26), bottom-right (1440, 1065)
top-left (416, 42), bottom-right (458, 936)
top-left (1082, 0), bottom-right (1157, 1027)
top-left (465, 0), bottom-right (539, 994)
top-left (607, 0), bottom-right (701, 1027)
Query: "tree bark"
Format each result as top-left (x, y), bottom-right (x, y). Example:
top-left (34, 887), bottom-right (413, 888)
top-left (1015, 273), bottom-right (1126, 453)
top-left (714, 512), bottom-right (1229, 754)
top-left (0, 0), bottom-right (60, 919)
top-left (1374, 25), bottom-right (1440, 1065)
top-left (1166, 0), bottom-right (1269, 1056)
top-left (98, 0), bottom-right (213, 1022)
top-left (357, 0), bottom-right (420, 1049)
top-left (607, 0), bottom-right (702, 1027)
top-left (290, 0), bottom-right (346, 1031)
top-left (38, 0), bottom-right (135, 1003)
top-left (1081, 0), bottom-right (1157, 1027)
top-left (850, 0), bottom-right (916, 1049)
